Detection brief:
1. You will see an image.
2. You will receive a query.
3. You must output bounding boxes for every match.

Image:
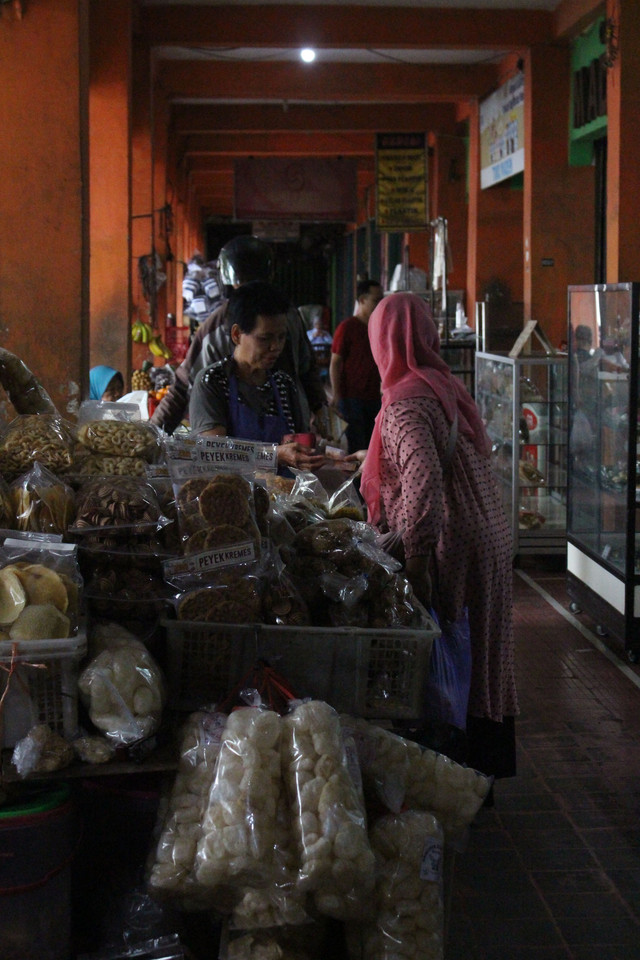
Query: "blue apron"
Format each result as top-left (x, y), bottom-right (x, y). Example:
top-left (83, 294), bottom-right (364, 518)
top-left (228, 372), bottom-right (290, 445)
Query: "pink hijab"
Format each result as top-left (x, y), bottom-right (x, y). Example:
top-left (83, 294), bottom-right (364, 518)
top-left (360, 293), bottom-right (491, 526)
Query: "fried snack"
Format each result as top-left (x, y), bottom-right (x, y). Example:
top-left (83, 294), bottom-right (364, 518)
top-left (9, 563), bottom-right (69, 613)
top-left (12, 724), bottom-right (74, 777)
top-left (210, 570), bottom-right (263, 619)
top-left (360, 811), bottom-right (445, 960)
top-left (176, 477), bottom-right (210, 514)
top-left (11, 480), bottom-right (75, 535)
top-left (177, 586), bottom-right (252, 624)
top-left (261, 577), bottom-right (310, 626)
top-left (203, 523), bottom-right (253, 551)
top-left (0, 566), bottom-right (27, 625)
top-left (77, 419), bottom-right (157, 459)
top-left (0, 481), bottom-right (13, 528)
top-left (281, 700), bottom-right (375, 919)
top-left (9, 603), bottom-right (70, 641)
top-left (73, 476), bottom-right (163, 530)
top-left (73, 736), bottom-right (116, 765)
top-left (0, 414), bottom-right (73, 478)
top-left (253, 483), bottom-right (270, 520)
top-left (78, 638), bottom-right (166, 744)
top-left (199, 480), bottom-right (251, 525)
top-left (184, 529), bottom-right (209, 555)
top-left (149, 711), bottom-right (227, 910)
top-left (70, 454), bottom-right (148, 477)
top-left (207, 473), bottom-right (253, 499)
top-left (195, 708), bottom-right (282, 890)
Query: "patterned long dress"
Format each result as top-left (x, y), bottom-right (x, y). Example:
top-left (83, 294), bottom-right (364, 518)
top-left (377, 395), bottom-right (518, 724)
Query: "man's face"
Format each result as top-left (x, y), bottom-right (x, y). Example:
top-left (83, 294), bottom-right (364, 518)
top-left (358, 285), bottom-right (384, 321)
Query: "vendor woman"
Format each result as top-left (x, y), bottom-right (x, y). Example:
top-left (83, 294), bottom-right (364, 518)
top-left (189, 281), bottom-right (325, 472)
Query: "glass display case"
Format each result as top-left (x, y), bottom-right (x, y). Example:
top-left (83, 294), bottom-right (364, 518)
top-left (566, 282), bottom-right (640, 661)
top-left (475, 351), bottom-right (568, 556)
top-left (440, 338), bottom-right (476, 396)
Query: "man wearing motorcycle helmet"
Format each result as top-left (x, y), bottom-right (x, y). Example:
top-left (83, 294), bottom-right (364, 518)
top-left (151, 235), bottom-right (326, 434)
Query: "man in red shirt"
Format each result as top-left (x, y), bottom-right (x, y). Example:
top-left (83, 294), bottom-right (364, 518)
top-left (330, 279), bottom-right (384, 452)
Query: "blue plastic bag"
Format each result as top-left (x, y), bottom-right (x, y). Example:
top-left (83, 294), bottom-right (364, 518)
top-left (424, 608), bottom-right (472, 731)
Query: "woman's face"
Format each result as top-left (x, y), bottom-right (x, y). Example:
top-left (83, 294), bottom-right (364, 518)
top-left (231, 314), bottom-right (288, 371)
top-left (102, 375), bottom-right (124, 402)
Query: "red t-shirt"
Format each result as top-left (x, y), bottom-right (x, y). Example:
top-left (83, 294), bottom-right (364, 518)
top-left (331, 316), bottom-right (381, 402)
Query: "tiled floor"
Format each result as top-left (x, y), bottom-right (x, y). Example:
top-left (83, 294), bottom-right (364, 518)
top-left (447, 557), bottom-right (640, 960)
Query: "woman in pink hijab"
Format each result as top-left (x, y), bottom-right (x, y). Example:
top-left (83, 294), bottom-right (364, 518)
top-left (360, 293), bottom-right (518, 780)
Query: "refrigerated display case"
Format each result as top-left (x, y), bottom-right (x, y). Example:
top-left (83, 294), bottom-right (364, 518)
top-left (475, 351), bottom-right (568, 556)
top-left (566, 282), bottom-right (640, 661)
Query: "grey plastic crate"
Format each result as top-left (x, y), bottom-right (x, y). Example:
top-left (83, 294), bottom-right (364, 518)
top-left (163, 619), bottom-right (437, 720)
top-left (0, 633), bottom-right (87, 749)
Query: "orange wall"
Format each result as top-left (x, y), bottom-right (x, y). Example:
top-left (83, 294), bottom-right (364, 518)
top-left (0, 0), bottom-right (89, 414)
top-left (606, 0), bottom-right (640, 283)
top-left (89, 0), bottom-right (132, 384)
top-left (525, 44), bottom-right (594, 345)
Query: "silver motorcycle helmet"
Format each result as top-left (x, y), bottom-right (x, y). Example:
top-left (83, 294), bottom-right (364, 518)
top-left (216, 235), bottom-right (274, 287)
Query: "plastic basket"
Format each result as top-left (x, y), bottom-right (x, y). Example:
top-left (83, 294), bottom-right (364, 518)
top-left (0, 632), bottom-right (87, 749)
top-left (163, 622), bottom-right (258, 712)
top-left (162, 619), bottom-right (437, 720)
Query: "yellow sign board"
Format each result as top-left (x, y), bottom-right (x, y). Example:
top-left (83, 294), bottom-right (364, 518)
top-left (376, 133), bottom-right (428, 231)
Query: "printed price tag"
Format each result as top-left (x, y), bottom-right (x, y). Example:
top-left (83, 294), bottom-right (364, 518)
top-left (420, 836), bottom-right (443, 882)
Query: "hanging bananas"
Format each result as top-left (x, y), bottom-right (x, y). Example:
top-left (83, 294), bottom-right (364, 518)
top-left (148, 335), bottom-right (172, 359)
top-left (131, 319), bottom-right (154, 344)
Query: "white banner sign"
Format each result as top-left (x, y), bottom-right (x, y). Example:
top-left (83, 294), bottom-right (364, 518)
top-left (480, 73), bottom-right (525, 189)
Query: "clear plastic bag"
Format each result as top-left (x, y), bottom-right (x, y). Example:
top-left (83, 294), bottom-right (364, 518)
top-left (10, 461), bottom-right (75, 535)
top-left (357, 810), bottom-right (445, 960)
top-left (340, 716), bottom-right (409, 815)
top-left (0, 413), bottom-right (75, 480)
top-left (195, 707), bottom-right (283, 893)
top-left (0, 349), bottom-right (57, 416)
top-left (11, 723), bottom-right (74, 777)
top-left (170, 465), bottom-right (261, 558)
top-left (148, 710), bottom-right (228, 911)
top-left (0, 538), bottom-right (82, 637)
top-left (229, 786), bottom-right (310, 930)
top-left (280, 700), bottom-right (375, 920)
top-left (70, 475), bottom-right (171, 536)
top-left (403, 739), bottom-right (492, 846)
top-left (75, 401), bottom-right (162, 465)
top-left (78, 636), bottom-right (167, 745)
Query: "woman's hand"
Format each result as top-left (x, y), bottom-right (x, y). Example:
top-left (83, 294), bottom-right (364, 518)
top-left (277, 442), bottom-right (326, 472)
top-left (345, 449), bottom-right (368, 465)
top-left (404, 555), bottom-right (432, 609)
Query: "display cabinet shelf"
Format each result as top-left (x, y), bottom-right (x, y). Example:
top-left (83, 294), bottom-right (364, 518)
top-left (565, 282), bottom-right (640, 661)
top-left (475, 350), bottom-right (568, 556)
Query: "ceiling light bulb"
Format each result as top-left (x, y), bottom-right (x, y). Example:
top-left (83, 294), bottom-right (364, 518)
top-left (300, 48), bottom-right (316, 63)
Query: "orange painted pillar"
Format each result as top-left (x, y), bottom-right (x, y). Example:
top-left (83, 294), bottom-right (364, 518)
top-left (430, 130), bottom-right (469, 303)
top-left (466, 102), bottom-right (480, 318)
top-left (467, 99), bottom-right (524, 322)
top-left (152, 89), bottom-right (170, 332)
top-left (605, 0), bottom-right (640, 283)
top-left (131, 36), bottom-right (155, 370)
top-left (524, 45), bottom-right (594, 344)
top-left (89, 0), bottom-right (132, 386)
top-left (0, 0), bottom-right (89, 414)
